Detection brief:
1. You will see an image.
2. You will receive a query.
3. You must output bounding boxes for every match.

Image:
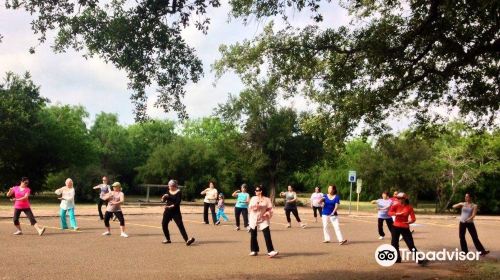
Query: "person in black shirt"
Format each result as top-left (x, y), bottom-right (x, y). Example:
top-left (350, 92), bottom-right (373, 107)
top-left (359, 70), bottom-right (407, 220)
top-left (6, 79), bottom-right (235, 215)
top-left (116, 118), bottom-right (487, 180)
top-left (161, 179), bottom-right (195, 246)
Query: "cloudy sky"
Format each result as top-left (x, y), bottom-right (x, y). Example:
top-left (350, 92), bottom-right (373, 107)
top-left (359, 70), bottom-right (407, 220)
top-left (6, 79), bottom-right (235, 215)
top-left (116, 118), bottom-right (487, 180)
top-left (0, 1), bottom-right (354, 126)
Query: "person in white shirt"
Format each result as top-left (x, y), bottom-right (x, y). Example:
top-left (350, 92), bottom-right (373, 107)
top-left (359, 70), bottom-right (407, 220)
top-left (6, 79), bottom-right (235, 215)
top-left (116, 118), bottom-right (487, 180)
top-left (200, 181), bottom-right (218, 225)
top-left (55, 178), bottom-right (79, 230)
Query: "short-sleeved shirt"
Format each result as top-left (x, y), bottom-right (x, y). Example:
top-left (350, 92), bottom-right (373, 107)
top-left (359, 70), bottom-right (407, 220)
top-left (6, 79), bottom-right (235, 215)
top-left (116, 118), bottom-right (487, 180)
top-left (106, 191), bottom-right (124, 212)
top-left (203, 188), bottom-right (218, 204)
top-left (235, 193), bottom-right (249, 208)
top-left (284, 191), bottom-right (297, 210)
top-left (310, 192), bottom-right (324, 207)
top-left (322, 194), bottom-right (340, 216)
top-left (55, 187), bottom-right (76, 210)
top-left (376, 198), bottom-right (392, 219)
top-left (13, 186), bottom-right (31, 209)
top-left (98, 184), bottom-right (111, 199)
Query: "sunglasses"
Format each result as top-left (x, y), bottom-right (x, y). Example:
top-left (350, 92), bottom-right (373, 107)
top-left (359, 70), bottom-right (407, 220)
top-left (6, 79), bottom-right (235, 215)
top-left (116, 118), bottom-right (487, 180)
top-left (255, 189), bottom-right (262, 192)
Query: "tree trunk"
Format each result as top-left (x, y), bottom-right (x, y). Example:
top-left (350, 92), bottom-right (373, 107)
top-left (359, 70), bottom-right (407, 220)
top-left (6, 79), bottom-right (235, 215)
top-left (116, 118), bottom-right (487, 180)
top-left (269, 173), bottom-right (277, 204)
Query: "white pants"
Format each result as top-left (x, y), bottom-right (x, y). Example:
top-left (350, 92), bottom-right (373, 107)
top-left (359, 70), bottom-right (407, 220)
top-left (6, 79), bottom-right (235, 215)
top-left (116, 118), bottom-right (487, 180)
top-left (322, 215), bottom-right (344, 242)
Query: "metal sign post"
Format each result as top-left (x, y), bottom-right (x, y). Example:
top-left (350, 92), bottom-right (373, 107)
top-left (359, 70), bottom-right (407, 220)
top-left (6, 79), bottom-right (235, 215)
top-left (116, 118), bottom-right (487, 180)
top-left (348, 171), bottom-right (356, 214)
top-left (356, 179), bottom-right (362, 213)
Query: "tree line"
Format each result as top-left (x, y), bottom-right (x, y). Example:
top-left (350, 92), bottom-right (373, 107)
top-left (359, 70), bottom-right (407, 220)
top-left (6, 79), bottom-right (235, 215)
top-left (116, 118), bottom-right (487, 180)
top-left (1, 72), bottom-right (498, 213)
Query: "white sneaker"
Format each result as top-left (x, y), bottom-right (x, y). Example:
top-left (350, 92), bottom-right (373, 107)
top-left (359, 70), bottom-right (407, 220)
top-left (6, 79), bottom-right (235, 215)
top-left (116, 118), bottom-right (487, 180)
top-left (267, 251), bottom-right (279, 258)
top-left (378, 236), bottom-right (384, 240)
top-left (102, 231), bottom-right (111, 236)
top-left (246, 227), bottom-right (251, 233)
top-left (249, 251), bottom-right (257, 256)
top-left (120, 232), bottom-right (129, 238)
top-left (322, 240), bottom-right (330, 243)
top-left (38, 227), bottom-right (46, 236)
top-left (399, 235), bottom-right (403, 241)
top-left (300, 224), bottom-right (307, 229)
top-left (235, 227), bottom-right (240, 231)
top-left (13, 230), bottom-right (22, 235)
top-left (74, 227), bottom-right (80, 231)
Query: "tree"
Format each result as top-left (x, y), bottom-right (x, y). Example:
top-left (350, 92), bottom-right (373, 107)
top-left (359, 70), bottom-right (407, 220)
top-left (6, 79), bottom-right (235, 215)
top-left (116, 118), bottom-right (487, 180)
top-left (4, 0), bottom-right (222, 120)
top-left (218, 81), bottom-right (323, 201)
top-left (0, 72), bottom-right (47, 189)
top-left (215, 0), bottom-right (499, 144)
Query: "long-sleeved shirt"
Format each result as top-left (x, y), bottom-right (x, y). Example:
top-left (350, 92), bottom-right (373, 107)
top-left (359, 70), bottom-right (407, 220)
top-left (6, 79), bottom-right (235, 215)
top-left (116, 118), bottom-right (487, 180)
top-left (248, 196), bottom-right (273, 230)
top-left (388, 203), bottom-right (416, 229)
top-left (55, 187), bottom-right (75, 210)
top-left (162, 190), bottom-right (182, 213)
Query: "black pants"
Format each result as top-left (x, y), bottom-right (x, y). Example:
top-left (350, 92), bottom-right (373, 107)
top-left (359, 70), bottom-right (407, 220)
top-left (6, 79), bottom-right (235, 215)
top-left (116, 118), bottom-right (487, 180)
top-left (13, 208), bottom-right (37, 226)
top-left (285, 208), bottom-right (301, 223)
top-left (203, 202), bottom-right (217, 224)
top-left (250, 226), bottom-right (274, 253)
top-left (313, 206), bottom-right (323, 218)
top-left (98, 199), bottom-right (108, 220)
top-left (162, 210), bottom-right (189, 242)
top-left (459, 222), bottom-right (486, 253)
top-left (235, 207), bottom-right (249, 228)
top-left (378, 218), bottom-right (394, 237)
top-left (104, 211), bottom-right (124, 227)
top-left (391, 227), bottom-right (418, 262)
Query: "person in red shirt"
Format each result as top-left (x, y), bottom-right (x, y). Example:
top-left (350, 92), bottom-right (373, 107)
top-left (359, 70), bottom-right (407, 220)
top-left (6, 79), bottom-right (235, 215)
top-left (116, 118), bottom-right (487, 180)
top-left (388, 192), bottom-right (427, 265)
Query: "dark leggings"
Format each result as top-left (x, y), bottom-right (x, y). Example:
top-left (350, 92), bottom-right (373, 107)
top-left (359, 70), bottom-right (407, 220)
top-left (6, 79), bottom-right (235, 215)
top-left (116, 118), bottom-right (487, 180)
top-left (285, 208), bottom-right (301, 223)
top-left (250, 226), bottom-right (274, 253)
top-left (391, 227), bottom-right (418, 262)
top-left (203, 202), bottom-right (217, 224)
top-left (378, 218), bottom-right (394, 237)
top-left (13, 208), bottom-right (37, 226)
top-left (162, 210), bottom-right (189, 242)
top-left (98, 199), bottom-right (108, 220)
top-left (104, 211), bottom-right (124, 227)
top-left (235, 207), bottom-right (249, 228)
top-left (459, 222), bottom-right (486, 253)
top-left (313, 206), bottom-right (323, 218)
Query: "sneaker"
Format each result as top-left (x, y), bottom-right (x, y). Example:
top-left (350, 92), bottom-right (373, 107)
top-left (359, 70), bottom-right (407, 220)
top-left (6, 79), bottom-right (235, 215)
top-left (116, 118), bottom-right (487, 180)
top-left (38, 227), bottom-right (46, 236)
top-left (246, 227), bottom-right (251, 233)
top-left (120, 232), bottom-right (129, 238)
top-left (162, 239), bottom-right (171, 244)
top-left (267, 251), bottom-right (279, 258)
top-left (112, 216), bottom-right (117, 221)
top-left (322, 240), bottom-right (330, 243)
top-left (339, 240), bottom-right (347, 245)
top-left (411, 229), bottom-right (415, 233)
top-left (73, 227), bottom-right (80, 231)
top-left (249, 251), bottom-right (257, 256)
top-left (378, 236), bottom-right (384, 240)
top-left (286, 224), bottom-right (291, 228)
top-left (480, 250), bottom-right (490, 257)
top-left (215, 220), bottom-right (221, 225)
top-left (13, 230), bottom-right (23, 235)
top-left (102, 231), bottom-right (111, 236)
top-left (300, 224), bottom-right (307, 229)
top-left (186, 237), bottom-right (195, 246)
top-left (235, 227), bottom-right (240, 231)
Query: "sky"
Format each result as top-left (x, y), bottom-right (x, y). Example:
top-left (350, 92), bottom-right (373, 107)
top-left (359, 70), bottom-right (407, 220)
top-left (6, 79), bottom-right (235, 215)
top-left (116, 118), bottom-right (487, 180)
top-left (0, 1), bottom-right (414, 131)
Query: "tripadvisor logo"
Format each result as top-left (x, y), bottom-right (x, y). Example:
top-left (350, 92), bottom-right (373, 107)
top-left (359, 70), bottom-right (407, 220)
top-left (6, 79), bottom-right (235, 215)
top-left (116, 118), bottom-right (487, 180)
top-left (375, 244), bottom-right (481, 267)
top-left (375, 244), bottom-right (398, 267)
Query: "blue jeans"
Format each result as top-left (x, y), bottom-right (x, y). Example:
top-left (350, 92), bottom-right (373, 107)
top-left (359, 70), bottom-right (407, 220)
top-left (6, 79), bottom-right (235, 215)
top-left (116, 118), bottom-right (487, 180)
top-left (216, 208), bottom-right (228, 222)
top-left (60, 208), bottom-right (78, 229)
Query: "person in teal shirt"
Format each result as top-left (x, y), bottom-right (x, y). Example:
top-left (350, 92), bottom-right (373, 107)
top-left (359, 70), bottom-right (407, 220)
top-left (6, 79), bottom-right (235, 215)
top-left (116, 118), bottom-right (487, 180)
top-left (232, 184), bottom-right (250, 231)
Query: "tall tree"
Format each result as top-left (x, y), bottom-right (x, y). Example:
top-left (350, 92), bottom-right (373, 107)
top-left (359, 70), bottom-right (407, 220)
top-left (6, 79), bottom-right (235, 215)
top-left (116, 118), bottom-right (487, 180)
top-left (215, 0), bottom-right (499, 144)
top-left (4, 0), bottom-right (222, 120)
top-left (218, 81), bottom-right (323, 201)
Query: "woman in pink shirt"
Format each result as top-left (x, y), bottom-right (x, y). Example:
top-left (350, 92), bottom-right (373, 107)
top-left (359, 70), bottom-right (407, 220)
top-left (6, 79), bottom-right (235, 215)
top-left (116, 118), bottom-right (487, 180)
top-left (6, 177), bottom-right (46, 236)
top-left (248, 185), bottom-right (278, 258)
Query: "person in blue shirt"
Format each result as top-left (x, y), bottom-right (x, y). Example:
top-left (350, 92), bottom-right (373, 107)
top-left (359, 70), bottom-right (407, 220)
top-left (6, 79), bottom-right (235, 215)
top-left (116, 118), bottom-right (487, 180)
top-left (370, 191), bottom-right (393, 240)
top-left (232, 183), bottom-right (250, 231)
top-left (320, 185), bottom-right (347, 245)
